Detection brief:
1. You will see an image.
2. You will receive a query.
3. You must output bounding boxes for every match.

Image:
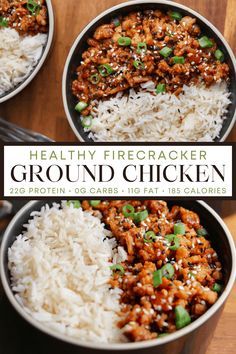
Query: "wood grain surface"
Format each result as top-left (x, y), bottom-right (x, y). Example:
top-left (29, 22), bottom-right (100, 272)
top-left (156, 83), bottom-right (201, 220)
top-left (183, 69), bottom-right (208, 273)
top-left (0, 0), bottom-right (235, 353)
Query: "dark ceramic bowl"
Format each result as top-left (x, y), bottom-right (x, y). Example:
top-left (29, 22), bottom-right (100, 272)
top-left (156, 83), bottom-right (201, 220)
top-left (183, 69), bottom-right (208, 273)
top-left (0, 0), bottom-right (54, 104)
top-left (0, 200), bottom-right (235, 354)
top-left (62, 0), bottom-right (236, 142)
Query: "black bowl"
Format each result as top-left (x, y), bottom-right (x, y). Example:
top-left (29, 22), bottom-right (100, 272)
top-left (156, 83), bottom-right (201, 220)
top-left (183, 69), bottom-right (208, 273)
top-left (63, 0), bottom-right (236, 142)
top-left (0, 200), bottom-right (235, 354)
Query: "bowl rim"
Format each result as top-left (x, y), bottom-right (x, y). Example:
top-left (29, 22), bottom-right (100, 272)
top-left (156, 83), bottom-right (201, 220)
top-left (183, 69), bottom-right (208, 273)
top-left (62, 0), bottom-right (236, 143)
top-left (0, 199), bottom-right (236, 350)
top-left (0, 0), bottom-right (54, 104)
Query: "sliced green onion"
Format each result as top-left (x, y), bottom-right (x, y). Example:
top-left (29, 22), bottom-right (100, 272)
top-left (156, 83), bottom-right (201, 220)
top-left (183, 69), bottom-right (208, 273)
top-left (172, 56), bottom-right (185, 64)
top-left (165, 234), bottom-right (180, 251)
top-left (133, 60), bottom-right (145, 70)
top-left (198, 36), bottom-right (213, 48)
top-left (75, 101), bottom-right (88, 112)
top-left (212, 283), bottom-right (223, 293)
top-left (174, 222), bottom-right (185, 235)
top-left (159, 333), bottom-right (169, 338)
top-left (0, 16), bottom-right (8, 27)
top-left (67, 200), bottom-right (81, 208)
top-left (188, 271), bottom-right (196, 278)
top-left (27, 0), bottom-right (41, 15)
top-left (175, 306), bottom-right (191, 329)
top-left (169, 11), bottom-right (182, 21)
top-left (137, 42), bottom-right (147, 54)
top-left (161, 263), bottom-right (175, 279)
top-left (197, 228), bottom-right (208, 237)
top-left (153, 269), bottom-right (163, 287)
top-left (117, 36), bottom-right (131, 46)
top-left (133, 210), bottom-right (148, 223)
top-left (215, 49), bottom-right (224, 62)
top-left (144, 231), bottom-right (157, 243)
top-left (159, 46), bottom-right (173, 58)
top-left (89, 73), bottom-right (100, 85)
top-left (81, 115), bottom-right (93, 129)
top-left (110, 264), bottom-right (125, 275)
top-left (90, 200), bottom-right (101, 207)
top-left (98, 64), bottom-right (114, 77)
top-left (156, 83), bottom-right (166, 94)
top-left (122, 204), bottom-right (135, 218)
top-left (113, 18), bottom-right (120, 27)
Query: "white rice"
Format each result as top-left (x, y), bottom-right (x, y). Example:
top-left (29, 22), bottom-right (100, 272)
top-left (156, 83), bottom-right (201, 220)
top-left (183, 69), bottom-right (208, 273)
top-left (88, 81), bottom-right (231, 142)
top-left (8, 202), bottom-right (127, 343)
top-left (0, 28), bottom-right (47, 96)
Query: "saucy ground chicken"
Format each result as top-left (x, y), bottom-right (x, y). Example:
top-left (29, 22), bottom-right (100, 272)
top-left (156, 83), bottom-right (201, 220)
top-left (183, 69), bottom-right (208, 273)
top-left (0, 0), bottom-right (48, 35)
top-left (72, 10), bottom-right (229, 116)
top-left (81, 199), bottom-right (223, 342)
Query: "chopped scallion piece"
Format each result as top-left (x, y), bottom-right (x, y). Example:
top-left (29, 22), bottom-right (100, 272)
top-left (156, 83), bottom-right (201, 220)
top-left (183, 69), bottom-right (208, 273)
top-left (161, 263), bottom-right (175, 279)
top-left (98, 64), bottom-right (114, 77)
top-left (198, 36), bottom-right (213, 48)
top-left (172, 56), bottom-right (185, 64)
top-left (159, 46), bottom-right (173, 58)
top-left (133, 209), bottom-right (148, 223)
top-left (90, 200), bottom-right (101, 207)
top-left (137, 42), bottom-right (147, 54)
top-left (153, 269), bottom-right (163, 287)
top-left (197, 228), bottom-right (208, 237)
top-left (81, 115), bottom-right (93, 129)
top-left (0, 16), bottom-right (8, 27)
top-left (89, 73), bottom-right (100, 84)
top-left (110, 264), bottom-right (125, 275)
top-left (156, 83), bottom-right (166, 94)
top-left (113, 18), bottom-right (120, 27)
top-left (27, 0), bottom-right (41, 15)
top-left (174, 222), bottom-right (185, 235)
top-left (169, 11), bottom-right (182, 21)
top-left (175, 306), bottom-right (191, 329)
top-left (159, 333), bottom-right (169, 338)
top-left (75, 101), bottom-right (88, 113)
top-left (66, 200), bottom-right (81, 208)
top-left (122, 204), bottom-right (135, 218)
top-left (144, 231), bottom-right (157, 243)
top-left (133, 60), bottom-right (145, 70)
top-left (117, 36), bottom-right (132, 46)
top-left (215, 49), bottom-right (224, 62)
top-left (212, 283), bottom-right (223, 293)
top-left (165, 234), bottom-right (180, 251)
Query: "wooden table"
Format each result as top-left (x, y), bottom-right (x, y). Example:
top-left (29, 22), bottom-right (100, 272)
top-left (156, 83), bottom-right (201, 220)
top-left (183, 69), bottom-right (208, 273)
top-left (0, 0), bottom-right (235, 353)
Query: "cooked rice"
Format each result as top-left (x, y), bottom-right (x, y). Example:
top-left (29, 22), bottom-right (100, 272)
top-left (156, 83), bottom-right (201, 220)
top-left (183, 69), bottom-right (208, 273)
top-left (0, 28), bottom-right (47, 96)
top-left (8, 202), bottom-right (127, 343)
top-left (88, 82), bottom-right (231, 142)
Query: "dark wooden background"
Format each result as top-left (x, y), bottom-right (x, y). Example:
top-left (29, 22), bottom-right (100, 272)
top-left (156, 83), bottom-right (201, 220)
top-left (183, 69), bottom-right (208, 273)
top-left (0, 1), bottom-right (235, 353)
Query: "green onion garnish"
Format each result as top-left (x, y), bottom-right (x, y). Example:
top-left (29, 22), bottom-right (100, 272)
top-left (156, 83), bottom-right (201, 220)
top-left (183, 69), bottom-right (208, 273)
top-left (175, 306), bottom-right (191, 329)
top-left (215, 49), bottom-right (224, 62)
top-left (67, 200), bottom-right (81, 208)
top-left (137, 42), bottom-right (147, 54)
top-left (156, 83), bottom-right (166, 94)
top-left (98, 64), bottom-right (114, 77)
top-left (27, 0), bottom-right (41, 15)
top-left (153, 269), bottom-right (163, 287)
top-left (172, 56), bottom-right (185, 64)
top-left (117, 36), bottom-right (132, 46)
top-left (75, 101), bottom-right (88, 113)
top-left (159, 333), bottom-right (169, 338)
top-left (161, 263), bottom-right (175, 279)
top-left (122, 204), bottom-right (135, 218)
top-left (90, 200), bottom-right (101, 207)
top-left (198, 36), bottom-right (213, 48)
top-left (169, 11), bottom-right (182, 21)
top-left (133, 60), bottom-right (145, 70)
top-left (196, 228), bottom-right (208, 237)
top-left (144, 231), bottom-right (157, 243)
top-left (110, 264), bottom-right (125, 275)
top-left (159, 46), bottom-right (173, 58)
top-left (133, 210), bottom-right (148, 223)
top-left (81, 116), bottom-right (93, 129)
top-left (0, 16), bottom-right (8, 27)
top-left (165, 234), bottom-right (180, 251)
top-left (113, 18), bottom-right (120, 27)
top-left (212, 283), bottom-right (223, 293)
top-left (89, 73), bottom-right (100, 85)
top-left (174, 222), bottom-right (185, 235)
